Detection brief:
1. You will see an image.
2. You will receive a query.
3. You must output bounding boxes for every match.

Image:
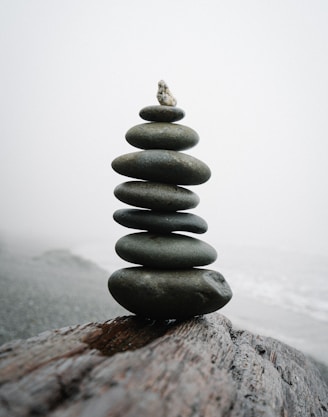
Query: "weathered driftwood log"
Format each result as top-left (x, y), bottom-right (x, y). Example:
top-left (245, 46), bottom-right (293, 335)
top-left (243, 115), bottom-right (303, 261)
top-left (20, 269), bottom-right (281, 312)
top-left (0, 314), bottom-right (327, 417)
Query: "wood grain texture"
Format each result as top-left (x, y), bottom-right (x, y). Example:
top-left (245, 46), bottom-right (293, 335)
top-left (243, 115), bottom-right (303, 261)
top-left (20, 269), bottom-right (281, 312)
top-left (0, 314), bottom-right (327, 417)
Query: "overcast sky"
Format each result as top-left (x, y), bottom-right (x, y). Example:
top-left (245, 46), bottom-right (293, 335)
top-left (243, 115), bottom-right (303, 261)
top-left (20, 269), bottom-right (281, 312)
top-left (1, 0), bottom-right (328, 256)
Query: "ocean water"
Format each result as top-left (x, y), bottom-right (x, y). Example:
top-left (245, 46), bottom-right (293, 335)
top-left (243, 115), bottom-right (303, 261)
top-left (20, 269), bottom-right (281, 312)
top-left (218, 245), bottom-right (328, 324)
top-left (72, 240), bottom-right (328, 364)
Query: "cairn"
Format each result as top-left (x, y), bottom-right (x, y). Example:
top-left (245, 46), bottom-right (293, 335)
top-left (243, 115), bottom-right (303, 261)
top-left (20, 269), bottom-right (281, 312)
top-left (108, 81), bottom-right (232, 319)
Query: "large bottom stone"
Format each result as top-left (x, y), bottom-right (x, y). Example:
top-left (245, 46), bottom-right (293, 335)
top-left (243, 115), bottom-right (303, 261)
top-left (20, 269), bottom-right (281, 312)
top-left (115, 232), bottom-right (217, 268)
top-left (108, 268), bottom-right (232, 319)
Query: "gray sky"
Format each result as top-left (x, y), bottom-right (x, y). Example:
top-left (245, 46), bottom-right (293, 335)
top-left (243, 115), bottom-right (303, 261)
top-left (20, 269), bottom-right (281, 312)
top-left (1, 0), bottom-right (328, 255)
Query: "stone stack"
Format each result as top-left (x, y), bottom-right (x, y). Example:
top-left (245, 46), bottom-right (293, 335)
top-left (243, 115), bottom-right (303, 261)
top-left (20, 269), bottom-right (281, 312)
top-left (108, 85), bottom-right (232, 319)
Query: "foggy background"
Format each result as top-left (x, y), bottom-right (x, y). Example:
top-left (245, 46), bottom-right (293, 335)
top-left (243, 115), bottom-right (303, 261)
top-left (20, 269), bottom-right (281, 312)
top-left (1, 2), bottom-right (328, 367)
top-left (1, 0), bottom-right (327, 255)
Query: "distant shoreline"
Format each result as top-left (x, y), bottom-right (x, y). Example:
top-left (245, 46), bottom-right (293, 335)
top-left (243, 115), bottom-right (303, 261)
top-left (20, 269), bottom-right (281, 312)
top-left (1, 235), bottom-right (328, 385)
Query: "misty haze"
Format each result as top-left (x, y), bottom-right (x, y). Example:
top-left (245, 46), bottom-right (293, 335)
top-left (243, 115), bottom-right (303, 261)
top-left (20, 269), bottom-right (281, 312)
top-left (0, 0), bottom-right (327, 372)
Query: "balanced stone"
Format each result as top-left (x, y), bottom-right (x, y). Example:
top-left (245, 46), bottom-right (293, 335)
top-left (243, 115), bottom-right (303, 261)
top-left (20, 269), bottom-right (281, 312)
top-left (112, 150), bottom-right (211, 185)
top-left (125, 123), bottom-right (199, 151)
top-left (108, 268), bottom-right (232, 319)
top-left (113, 209), bottom-right (208, 234)
top-left (114, 181), bottom-right (199, 211)
top-left (108, 82), bottom-right (233, 319)
top-left (115, 232), bottom-right (217, 268)
top-left (139, 105), bottom-right (185, 122)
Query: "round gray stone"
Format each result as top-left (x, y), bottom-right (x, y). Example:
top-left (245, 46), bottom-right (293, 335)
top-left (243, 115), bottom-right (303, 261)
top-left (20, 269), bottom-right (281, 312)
top-left (112, 150), bottom-right (211, 185)
top-left (108, 267), bottom-right (233, 319)
top-left (125, 123), bottom-right (199, 151)
top-left (113, 209), bottom-right (208, 234)
top-left (139, 105), bottom-right (185, 122)
top-left (114, 182), bottom-right (199, 211)
top-left (115, 232), bottom-right (217, 268)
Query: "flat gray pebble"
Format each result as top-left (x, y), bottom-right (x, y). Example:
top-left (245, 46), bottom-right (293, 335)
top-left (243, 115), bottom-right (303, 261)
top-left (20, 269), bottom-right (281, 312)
top-left (108, 267), bottom-right (232, 319)
top-left (113, 209), bottom-right (208, 234)
top-left (115, 232), bottom-right (217, 268)
top-left (126, 122), bottom-right (199, 151)
top-left (112, 150), bottom-right (211, 185)
top-left (139, 105), bottom-right (185, 122)
top-left (114, 181), bottom-right (199, 211)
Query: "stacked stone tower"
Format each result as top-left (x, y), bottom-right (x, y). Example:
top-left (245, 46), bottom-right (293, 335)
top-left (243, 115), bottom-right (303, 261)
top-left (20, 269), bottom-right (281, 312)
top-left (108, 81), bottom-right (232, 319)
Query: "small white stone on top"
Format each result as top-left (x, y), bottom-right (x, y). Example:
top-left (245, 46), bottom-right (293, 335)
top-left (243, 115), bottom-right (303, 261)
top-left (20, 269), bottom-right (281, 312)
top-left (157, 80), bottom-right (177, 107)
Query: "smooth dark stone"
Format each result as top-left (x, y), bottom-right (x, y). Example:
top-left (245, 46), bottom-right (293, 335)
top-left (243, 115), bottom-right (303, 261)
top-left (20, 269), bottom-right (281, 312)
top-left (114, 182), bottom-right (199, 211)
top-left (108, 267), bottom-right (232, 319)
top-left (115, 232), bottom-right (217, 268)
top-left (139, 105), bottom-right (185, 122)
top-left (113, 209), bottom-right (208, 234)
top-left (125, 123), bottom-right (199, 151)
top-left (112, 150), bottom-right (211, 185)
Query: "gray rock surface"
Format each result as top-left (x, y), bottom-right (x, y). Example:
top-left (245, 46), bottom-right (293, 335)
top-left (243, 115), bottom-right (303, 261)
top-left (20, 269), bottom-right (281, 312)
top-left (125, 122), bottom-right (199, 151)
top-left (0, 314), bottom-right (327, 417)
top-left (115, 232), bottom-right (217, 268)
top-left (108, 268), bottom-right (232, 318)
top-left (139, 105), bottom-right (185, 122)
top-left (114, 181), bottom-right (199, 211)
top-left (111, 150), bottom-right (211, 185)
top-left (113, 209), bottom-right (208, 234)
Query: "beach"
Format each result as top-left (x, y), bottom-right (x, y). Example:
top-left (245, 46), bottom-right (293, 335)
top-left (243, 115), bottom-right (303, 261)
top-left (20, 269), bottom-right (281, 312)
top-left (1, 236), bottom-right (327, 383)
top-left (0, 238), bottom-right (127, 344)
